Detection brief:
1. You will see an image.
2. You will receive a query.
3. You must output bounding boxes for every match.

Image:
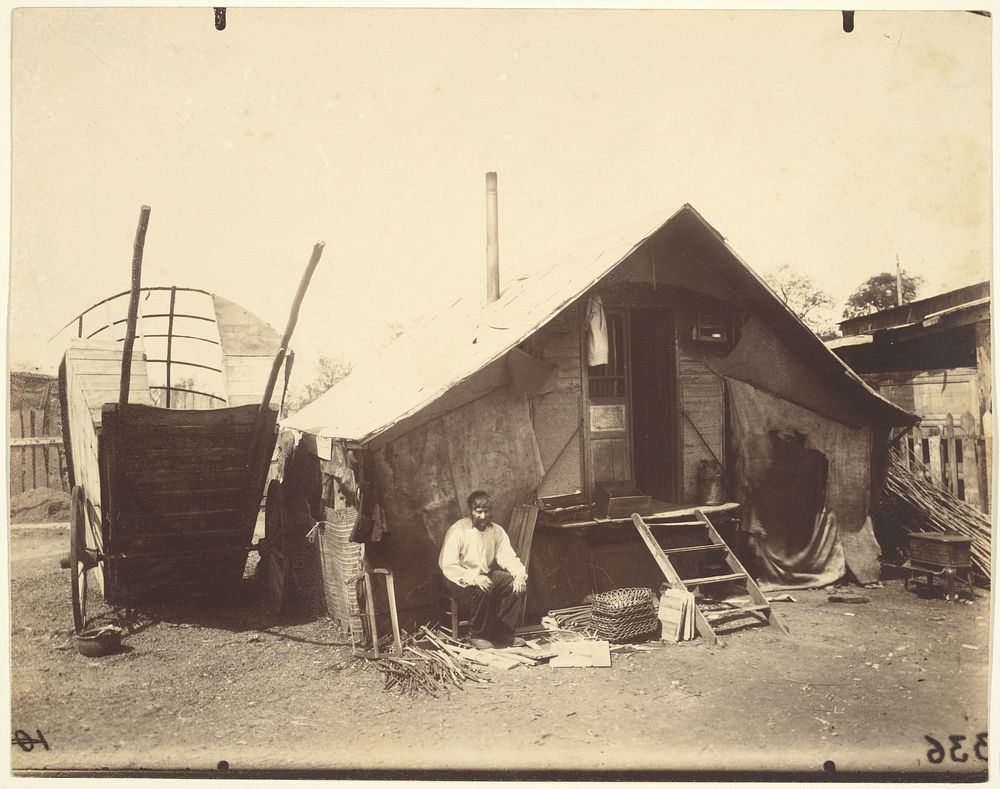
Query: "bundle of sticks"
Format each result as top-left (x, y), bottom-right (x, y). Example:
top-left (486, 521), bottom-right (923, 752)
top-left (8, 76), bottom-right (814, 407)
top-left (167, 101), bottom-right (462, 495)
top-left (882, 453), bottom-right (991, 583)
top-left (354, 626), bottom-right (491, 696)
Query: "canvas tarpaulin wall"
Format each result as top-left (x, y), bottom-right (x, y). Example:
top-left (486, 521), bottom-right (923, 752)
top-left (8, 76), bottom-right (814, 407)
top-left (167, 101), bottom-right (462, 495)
top-left (726, 378), bottom-right (881, 587)
top-left (369, 384), bottom-right (545, 615)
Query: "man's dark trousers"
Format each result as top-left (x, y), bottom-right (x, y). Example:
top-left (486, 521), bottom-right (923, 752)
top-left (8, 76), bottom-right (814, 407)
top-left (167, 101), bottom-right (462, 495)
top-left (445, 568), bottom-right (522, 645)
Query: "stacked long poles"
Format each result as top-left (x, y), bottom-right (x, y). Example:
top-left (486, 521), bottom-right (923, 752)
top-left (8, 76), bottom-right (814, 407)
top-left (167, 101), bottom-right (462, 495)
top-left (882, 453), bottom-right (991, 582)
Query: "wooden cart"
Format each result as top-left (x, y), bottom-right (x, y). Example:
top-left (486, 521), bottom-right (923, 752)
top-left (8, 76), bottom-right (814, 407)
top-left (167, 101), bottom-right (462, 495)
top-left (58, 207), bottom-right (323, 632)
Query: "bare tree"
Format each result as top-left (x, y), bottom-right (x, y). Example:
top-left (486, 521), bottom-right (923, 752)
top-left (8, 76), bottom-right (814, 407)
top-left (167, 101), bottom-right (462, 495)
top-left (282, 318), bottom-right (413, 416)
top-left (762, 264), bottom-right (838, 339)
top-left (284, 354), bottom-right (353, 415)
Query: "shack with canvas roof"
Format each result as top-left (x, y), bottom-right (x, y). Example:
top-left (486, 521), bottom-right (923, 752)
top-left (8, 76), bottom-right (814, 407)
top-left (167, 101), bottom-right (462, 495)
top-left (278, 199), bottom-right (916, 631)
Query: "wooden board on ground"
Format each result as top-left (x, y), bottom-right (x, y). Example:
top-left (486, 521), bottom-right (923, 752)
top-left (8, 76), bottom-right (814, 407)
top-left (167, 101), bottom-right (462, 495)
top-left (448, 645), bottom-right (520, 670)
top-left (549, 639), bottom-right (611, 668)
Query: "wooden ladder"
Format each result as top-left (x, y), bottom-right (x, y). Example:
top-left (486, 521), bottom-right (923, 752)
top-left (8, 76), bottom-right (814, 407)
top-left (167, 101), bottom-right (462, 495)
top-left (630, 510), bottom-right (789, 646)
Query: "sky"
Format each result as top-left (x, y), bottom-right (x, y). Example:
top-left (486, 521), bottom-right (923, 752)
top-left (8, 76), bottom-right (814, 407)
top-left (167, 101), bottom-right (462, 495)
top-left (7, 5), bottom-right (993, 394)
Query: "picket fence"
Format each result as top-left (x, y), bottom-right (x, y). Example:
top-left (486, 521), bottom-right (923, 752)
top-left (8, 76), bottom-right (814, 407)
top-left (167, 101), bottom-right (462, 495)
top-left (895, 410), bottom-right (991, 514)
top-left (10, 407), bottom-right (68, 496)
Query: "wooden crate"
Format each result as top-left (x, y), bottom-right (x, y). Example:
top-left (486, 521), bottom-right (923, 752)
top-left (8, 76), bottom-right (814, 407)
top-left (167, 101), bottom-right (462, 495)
top-left (907, 533), bottom-right (972, 568)
top-left (594, 480), bottom-right (651, 519)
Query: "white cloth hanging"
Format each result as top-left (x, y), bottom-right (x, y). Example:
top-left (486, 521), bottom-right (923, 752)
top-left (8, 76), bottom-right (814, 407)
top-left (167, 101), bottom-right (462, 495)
top-left (586, 293), bottom-right (609, 366)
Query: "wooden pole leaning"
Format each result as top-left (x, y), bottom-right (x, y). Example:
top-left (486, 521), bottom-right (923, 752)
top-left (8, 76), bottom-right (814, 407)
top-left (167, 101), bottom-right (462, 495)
top-left (363, 562), bottom-right (380, 658)
top-left (247, 242), bottom-right (325, 534)
top-left (257, 241), bottom-right (325, 423)
top-left (119, 205), bottom-right (151, 406)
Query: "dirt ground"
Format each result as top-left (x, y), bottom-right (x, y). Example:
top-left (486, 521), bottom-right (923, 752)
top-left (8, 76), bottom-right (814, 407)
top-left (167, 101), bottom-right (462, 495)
top-left (8, 489), bottom-right (71, 525)
top-left (8, 522), bottom-right (991, 779)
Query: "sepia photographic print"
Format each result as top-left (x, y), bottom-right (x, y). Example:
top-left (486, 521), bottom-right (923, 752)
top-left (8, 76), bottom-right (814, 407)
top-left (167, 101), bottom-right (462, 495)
top-left (6, 3), bottom-right (993, 780)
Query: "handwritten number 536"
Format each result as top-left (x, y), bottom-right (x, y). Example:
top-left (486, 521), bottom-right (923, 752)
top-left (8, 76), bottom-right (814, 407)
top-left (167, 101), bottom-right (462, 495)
top-left (925, 734), bottom-right (987, 764)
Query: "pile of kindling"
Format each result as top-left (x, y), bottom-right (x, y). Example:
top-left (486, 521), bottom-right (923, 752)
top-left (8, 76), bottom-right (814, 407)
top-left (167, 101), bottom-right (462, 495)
top-left (352, 626), bottom-right (491, 696)
top-left (882, 453), bottom-right (991, 583)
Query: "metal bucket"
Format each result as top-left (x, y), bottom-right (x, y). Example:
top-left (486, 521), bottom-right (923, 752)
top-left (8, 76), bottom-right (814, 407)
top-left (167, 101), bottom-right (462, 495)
top-left (697, 460), bottom-right (725, 506)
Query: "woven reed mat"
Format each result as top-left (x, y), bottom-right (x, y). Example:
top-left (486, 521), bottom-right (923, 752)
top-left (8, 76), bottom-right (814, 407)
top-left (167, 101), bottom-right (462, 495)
top-left (318, 506), bottom-right (364, 638)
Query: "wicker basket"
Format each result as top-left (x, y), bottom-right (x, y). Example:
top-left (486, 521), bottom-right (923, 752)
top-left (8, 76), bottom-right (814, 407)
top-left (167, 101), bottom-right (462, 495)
top-left (589, 587), bottom-right (659, 643)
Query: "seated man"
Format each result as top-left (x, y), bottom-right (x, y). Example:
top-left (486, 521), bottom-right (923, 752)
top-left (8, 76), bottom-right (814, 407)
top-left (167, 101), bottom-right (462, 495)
top-left (438, 489), bottom-right (528, 649)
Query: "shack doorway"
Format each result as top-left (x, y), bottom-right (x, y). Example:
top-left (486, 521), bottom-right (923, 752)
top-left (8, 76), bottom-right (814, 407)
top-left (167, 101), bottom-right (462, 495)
top-left (585, 306), bottom-right (679, 499)
top-left (629, 308), bottom-right (678, 501)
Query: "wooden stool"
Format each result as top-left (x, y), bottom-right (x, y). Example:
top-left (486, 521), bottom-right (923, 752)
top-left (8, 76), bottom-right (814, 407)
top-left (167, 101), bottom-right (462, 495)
top-left (362, 566), bottom-right (403, 655)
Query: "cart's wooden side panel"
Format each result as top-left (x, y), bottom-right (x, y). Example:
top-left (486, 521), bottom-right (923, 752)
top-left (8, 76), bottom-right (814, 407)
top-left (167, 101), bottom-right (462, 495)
top-left (64, 339), bottom-right (152, 428)
top-left (63, 358), bottom-right (102, 526)
top-left (62, 340), bottom-right (150, 539)
top-left (102, 402), bottom-right (278, 603)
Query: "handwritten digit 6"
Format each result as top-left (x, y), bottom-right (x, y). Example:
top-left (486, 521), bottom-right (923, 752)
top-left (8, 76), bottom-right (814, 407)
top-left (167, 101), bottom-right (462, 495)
top-left (974, 733), bottom-right (988, 762)
top-left (949, 735), bottom-right (968, 763)
top-left (925, 735), bottom-right (945, 764)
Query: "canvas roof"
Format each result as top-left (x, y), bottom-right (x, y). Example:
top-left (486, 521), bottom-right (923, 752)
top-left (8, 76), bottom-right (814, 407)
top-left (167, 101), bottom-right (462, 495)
top-left (284, 204), bottom-right (915, 442)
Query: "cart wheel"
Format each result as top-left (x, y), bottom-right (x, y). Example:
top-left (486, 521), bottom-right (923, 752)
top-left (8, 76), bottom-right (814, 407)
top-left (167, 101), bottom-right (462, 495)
top-left (70, 485), bottom-right (88, 633)
top-left (262, 479), bottom-right (290, 616)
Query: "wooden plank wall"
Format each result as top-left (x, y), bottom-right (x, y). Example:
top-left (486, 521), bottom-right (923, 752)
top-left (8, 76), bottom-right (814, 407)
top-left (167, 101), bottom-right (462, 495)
top-left (676, 340), bottom-right (725, 501)
top-left (529, 312), bottom-right (584, 497)
top-left (9, 409), bottom-right (67, 496)
top-left (865, 368), bottom-right (978, 432)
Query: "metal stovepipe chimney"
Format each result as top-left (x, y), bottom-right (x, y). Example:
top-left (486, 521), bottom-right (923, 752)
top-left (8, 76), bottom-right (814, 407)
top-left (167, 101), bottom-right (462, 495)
top-left (486, 172), bottom-right (500, 303)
